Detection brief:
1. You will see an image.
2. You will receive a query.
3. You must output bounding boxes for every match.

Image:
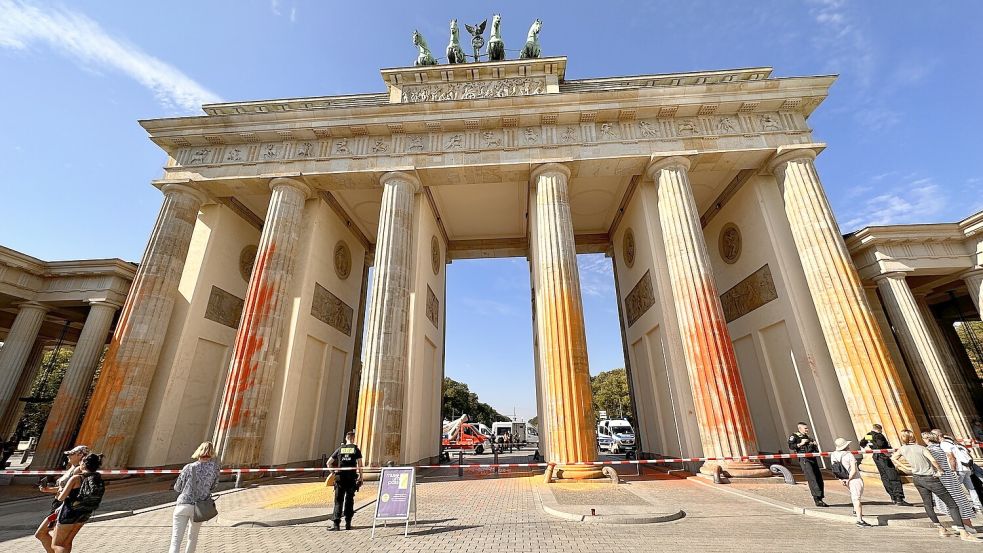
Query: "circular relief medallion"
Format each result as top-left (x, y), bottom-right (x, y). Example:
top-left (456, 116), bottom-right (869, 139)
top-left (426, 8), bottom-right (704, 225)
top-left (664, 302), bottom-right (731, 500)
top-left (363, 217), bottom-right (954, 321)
top-left (431, 236), bottom-right (441, 275)
top-left (239, 245), bottom-right (258, 282)
top-left (333, 240), bottom-right (352, 280)
top-left (623, 228), bottom-right (636, 268)
top-left (719, 223), bottom-right (742, 264)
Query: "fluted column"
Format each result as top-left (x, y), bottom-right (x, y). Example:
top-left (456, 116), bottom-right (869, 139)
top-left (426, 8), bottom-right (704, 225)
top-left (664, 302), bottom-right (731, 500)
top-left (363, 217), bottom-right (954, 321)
top-left (964, 269), bottom-right (983, 315)
top-left (647, 156), bottom-right (769, 478)
top-left (0, 302), bottom-right (50, 421)
top-left (875, 273), bottom-right (973, 438)
top-left (32, 301), bottom-right (120, 469)
top-left (529, 163), bottom-right (600, 479)
top-left (915, 295), bottom-right (979, 433)
top-left (0, 340), bottom-right (46, 438)
top-left (355, 172), bottom-right (419, 468)
top-left (770, 147), bottom-right (918, 443)
top-left (76, 183), bottom-right (205, 468)
top-left (213, 178), bottom-right (311, 467)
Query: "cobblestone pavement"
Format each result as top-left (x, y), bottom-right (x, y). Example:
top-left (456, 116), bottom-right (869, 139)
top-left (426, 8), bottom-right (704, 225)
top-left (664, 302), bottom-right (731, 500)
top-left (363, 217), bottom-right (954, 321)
top-left (3, 471), bottom-right (982, 552)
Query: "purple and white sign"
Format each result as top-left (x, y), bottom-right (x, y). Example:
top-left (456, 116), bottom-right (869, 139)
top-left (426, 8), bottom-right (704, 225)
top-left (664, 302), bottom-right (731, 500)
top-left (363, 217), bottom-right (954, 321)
top-left (374, 467), bottom-right (416, 520)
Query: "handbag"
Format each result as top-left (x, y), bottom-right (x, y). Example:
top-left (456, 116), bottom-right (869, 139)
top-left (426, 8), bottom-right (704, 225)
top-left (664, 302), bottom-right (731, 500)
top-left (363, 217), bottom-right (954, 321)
top-left (193, 496), bottom-right (218, 523)
top-left (325, 472), bottom-right (337, 487)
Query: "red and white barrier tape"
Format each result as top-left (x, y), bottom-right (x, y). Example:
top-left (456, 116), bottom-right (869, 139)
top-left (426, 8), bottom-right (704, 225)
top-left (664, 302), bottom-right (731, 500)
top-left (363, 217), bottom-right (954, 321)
top-left (0, 448), bottom-right (898, 477)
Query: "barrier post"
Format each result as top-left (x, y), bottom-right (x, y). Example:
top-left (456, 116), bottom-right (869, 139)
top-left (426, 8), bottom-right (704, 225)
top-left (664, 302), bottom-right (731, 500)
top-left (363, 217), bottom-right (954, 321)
top-left (494, 450), bottom-right (499, 475)
top-left (458, 450), bottom-right (464, 478)
top-left (235, 469), bottom-right (243, 489)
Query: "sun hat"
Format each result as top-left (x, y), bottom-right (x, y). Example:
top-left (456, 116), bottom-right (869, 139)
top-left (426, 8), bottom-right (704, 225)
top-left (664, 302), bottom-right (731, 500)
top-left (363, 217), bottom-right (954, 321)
top-left (833, 438), bottom-right (851, 451)
top-left (64, 445), bottom-right (90, 456)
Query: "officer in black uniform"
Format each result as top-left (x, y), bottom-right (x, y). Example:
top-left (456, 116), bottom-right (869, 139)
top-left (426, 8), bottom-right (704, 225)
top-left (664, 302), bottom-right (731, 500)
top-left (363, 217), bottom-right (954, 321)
top-left (788, 422), bottom-right (827, 507)
top-left (859, 423), bottom-right (910, 506)
top-left (327, 431), bottom-right (363, 530)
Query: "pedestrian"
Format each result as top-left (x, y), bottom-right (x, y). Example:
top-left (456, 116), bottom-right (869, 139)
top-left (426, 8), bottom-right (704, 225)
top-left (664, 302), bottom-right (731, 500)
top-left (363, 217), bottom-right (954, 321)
top-left (924, 432), bottom-right (979, 532)
top-left (169, 441), bottom-right (220, 553)
top-left (935, 431), bottom-right (983, 513)
top-left (830, 438), bottom-right (870, 527)
top-left (34, 445), bottom-right (88, 553)
top-left (788, 422), bottom-right (827, 507)
top-left (51, 453), bottom-right (105, 553)
top-left (327, 430), bottom-right (363, 531)
top-left (858, 423), bottom-right (909, 506)
top-left (892, 430), bottom-right (977, 540)
top-left (972, 419), bottom-right (983, 443)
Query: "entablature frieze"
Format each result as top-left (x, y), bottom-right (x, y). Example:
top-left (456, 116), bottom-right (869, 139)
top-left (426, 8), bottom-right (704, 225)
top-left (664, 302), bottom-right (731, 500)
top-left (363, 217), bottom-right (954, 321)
top-left (164, 109), bottom-right (814, 181)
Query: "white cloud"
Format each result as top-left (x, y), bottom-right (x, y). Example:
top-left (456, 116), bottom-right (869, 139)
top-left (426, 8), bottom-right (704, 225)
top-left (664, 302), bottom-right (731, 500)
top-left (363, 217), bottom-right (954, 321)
top-left (290, 7), bottom-right (297, 23)
top-left (0, 0), bottom-right (220, 112)
top-left (809, 0), bottom-right (875, 87)
top-left (578, 254), bottom-right (615, 298)
top-left (270, 0), bottom-right (281, 16)
top-left (843, 178), bottom-right (947, 230)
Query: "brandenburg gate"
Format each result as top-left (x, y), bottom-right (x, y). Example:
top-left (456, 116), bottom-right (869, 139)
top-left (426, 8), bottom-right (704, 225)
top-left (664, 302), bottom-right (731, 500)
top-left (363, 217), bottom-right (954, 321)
top-left (59, 52), bottom-right (973, 479)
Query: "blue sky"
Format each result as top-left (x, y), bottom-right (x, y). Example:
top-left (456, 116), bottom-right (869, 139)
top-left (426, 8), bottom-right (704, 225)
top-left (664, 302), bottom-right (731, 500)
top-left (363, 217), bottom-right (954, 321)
top-left (1, 1), bottom-right (981, 419)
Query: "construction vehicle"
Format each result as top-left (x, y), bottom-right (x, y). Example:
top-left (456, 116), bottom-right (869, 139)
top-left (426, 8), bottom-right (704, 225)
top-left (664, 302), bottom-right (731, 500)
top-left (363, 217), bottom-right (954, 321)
top-left (441, 414), bottom-right (491, 455)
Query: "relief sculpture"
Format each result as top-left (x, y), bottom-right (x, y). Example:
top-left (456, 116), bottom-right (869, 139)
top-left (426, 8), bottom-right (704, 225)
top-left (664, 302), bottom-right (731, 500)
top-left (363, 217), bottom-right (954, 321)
top-left (624, 270), bottom-right (655, 327)
top-left (311, 282), bottom-right (354, 336)
top-left (401, 77), bottom-right (546, 103)
top-left (204, 286), bottom-right (245, 329)
top-left (720, 264), bottom-right (778, 323)
top-left (426, 285), bottom-right (439, 327)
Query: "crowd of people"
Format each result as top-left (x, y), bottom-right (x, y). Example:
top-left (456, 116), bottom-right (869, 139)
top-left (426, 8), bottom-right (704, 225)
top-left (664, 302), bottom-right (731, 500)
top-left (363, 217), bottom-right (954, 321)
top-left (791, 422), bottom-right (983, 541)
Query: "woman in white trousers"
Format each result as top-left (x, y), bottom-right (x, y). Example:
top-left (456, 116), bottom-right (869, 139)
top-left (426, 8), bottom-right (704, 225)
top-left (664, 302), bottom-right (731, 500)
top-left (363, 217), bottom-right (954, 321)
top-left (169, 442), bottom-right (219, 553)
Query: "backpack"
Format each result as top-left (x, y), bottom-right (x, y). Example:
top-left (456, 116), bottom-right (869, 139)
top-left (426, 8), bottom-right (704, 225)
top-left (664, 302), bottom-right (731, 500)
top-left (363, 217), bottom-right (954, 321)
top-left (830, 459), bottom-right (850, 480)
top-left (69, 473), bottom-right (105, 514)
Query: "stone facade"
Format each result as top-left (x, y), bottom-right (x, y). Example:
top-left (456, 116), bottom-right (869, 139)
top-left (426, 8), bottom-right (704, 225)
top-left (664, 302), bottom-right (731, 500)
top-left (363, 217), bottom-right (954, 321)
top-left (7, 55), bottom-right (976, 475)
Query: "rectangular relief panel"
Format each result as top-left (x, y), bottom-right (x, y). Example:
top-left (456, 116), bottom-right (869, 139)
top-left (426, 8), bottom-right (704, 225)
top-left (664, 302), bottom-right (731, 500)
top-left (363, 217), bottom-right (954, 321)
top-left (311, 282), bottom-right (354, 336)
top-left (204, 286), bottom-right (244, 329)
top-left (426, 285), bottom-right (439, 328)
top-left (720, 264), bottom-right (778, 323)
top-left (625, 271), bottom-right (655, 327)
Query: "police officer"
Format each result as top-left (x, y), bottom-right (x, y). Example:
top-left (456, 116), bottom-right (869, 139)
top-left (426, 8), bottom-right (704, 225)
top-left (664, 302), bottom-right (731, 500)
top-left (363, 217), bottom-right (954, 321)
top-left (859, 423), bottom-right (910, 506)
top-left (327, 431), bottom-right (363, 531)
top-left (788, 422), bottom-right (827, 507)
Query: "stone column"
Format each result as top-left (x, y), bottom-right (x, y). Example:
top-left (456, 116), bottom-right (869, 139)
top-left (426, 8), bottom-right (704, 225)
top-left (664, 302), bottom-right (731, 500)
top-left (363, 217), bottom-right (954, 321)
top-left (964, 269), bottom-right (983, 315)
top-left (0, 340), bottom-right (45, 439)
top-left (75, 183), bottom-right (206, 468)
top-left (0, 302), bottom-right (50, 420)
top-left (770, 147), bottom-right (919, 442)
top-left (530, 163), bottom-right (601, 480)
top-left (875, 273), bottom-right (973, 438)
top-left (647, 156), bottom-right (769, 478)
top-left (32, 301), bottom-right (120, 469)
top-left (355, 172), bottom-right (419, 468)
top-left (213, 178), bottom-right (311, 467)
top-left (915, 295), bottom-right (979, 432)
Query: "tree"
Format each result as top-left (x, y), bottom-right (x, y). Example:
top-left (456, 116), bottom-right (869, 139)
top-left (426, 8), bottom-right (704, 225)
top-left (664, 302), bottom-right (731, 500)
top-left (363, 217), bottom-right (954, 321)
top-left (528, 416), bottom-right (538, 428)
top-left (590, 368), bottom-right (632, 423)
top-left (955, 321), bottom-right (983, 377)
top-left (441, 377), bottom-right (509, 427)
top-left (19, 347), bottom-right (74, 438)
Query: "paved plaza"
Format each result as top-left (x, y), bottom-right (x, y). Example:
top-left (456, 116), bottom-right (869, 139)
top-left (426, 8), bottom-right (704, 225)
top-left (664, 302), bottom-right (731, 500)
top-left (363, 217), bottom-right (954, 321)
top-left (3, 468), bottom-right (983, 552)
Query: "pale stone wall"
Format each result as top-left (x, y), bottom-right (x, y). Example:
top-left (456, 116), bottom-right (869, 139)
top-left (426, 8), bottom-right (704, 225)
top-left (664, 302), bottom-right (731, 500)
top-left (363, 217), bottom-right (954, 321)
top-left (612, 180), bottom-right (701, 459)
top-left (265, 200), bottom-right (367, 465)
top-left (402, 193), bottom-right (446, 465)
top-left (132, 204), bottom-right (258, 466)
top-left (702, 176), bottom-right (853, 453)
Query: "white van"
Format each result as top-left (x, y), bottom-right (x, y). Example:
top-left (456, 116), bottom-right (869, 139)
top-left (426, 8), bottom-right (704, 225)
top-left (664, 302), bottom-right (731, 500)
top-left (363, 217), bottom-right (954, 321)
top-left (525, 423), bottom-right (539, 445)
top-left (492, 421), bottom-right (528, 444)
top-left (597, 419), bottom-right (636, 453)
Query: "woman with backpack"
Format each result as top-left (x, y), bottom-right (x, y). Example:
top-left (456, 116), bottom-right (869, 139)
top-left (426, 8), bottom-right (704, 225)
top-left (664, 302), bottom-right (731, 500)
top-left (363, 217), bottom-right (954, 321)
top-left (829, 437), bottom-right (871, 527)
top-left (169, 441), bottom-right (220, 553)
top-left (52, 453), bottom-right (105, 553)
top-left (35, 445), bottom-right (88, 553)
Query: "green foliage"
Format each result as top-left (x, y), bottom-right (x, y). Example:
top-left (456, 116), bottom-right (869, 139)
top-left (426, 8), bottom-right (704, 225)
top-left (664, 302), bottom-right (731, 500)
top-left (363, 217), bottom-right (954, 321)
top-left (19, 347), bottom-right (74, 438)
top-left (441, 377), bottom-right (509, 427)
top-left (528, 415), bottom-right (538, 428)
top-left (590, 368), bottom-right (633, 423)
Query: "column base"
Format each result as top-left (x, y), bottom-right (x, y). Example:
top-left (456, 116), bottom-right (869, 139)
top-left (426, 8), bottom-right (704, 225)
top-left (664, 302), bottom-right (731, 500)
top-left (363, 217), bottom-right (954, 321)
top-left (553, 464), bottom-right (605, 480)
top-left (701, 460), bottom-right (772, 479)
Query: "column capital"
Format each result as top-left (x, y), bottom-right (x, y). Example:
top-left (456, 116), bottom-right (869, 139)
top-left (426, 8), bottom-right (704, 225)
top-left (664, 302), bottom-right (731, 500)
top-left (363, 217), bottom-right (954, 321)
top-left (645, 152), bottom-right (697, 180)
top-left (767, 144), bottom-right (826, 174)
top-left (14, 301), bottom-right (50, 313)
top-left (160, 182), bottom-right (208, 204)
top-left (87, 299), bottom-right (123, 310)
top-left (872, 271), bottom-right (910, 283)
top-left (269, 177), bottom-right (313, 199)
top-left (379, 171), bottom-right (421, 193)
top-left (530, 162), bottom-right (571, 183)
